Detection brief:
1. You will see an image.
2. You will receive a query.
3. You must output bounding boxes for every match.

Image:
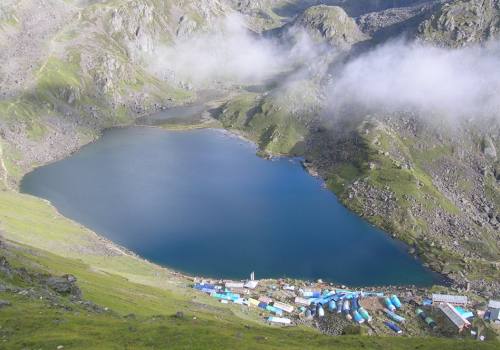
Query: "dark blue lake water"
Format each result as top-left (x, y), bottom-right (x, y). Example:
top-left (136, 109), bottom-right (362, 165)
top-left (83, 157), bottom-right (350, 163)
top-left (21, 127), bottom-right (440, 286)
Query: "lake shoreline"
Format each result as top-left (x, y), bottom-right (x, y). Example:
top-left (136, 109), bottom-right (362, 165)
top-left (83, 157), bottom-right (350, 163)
top-left (13, 95), bottom-right (459, 294)
top-left (20, 129), bottom-right (447, 289)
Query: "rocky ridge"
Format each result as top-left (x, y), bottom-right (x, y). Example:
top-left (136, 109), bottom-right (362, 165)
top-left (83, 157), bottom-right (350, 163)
top-left (418, 0), bottom-right (500, 46)
top-left (356, 0), bottom-right (442, 37)
top-left (288, 5), bottom-right (368, 48)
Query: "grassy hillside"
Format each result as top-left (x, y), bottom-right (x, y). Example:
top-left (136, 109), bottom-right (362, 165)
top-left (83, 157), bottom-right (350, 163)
top-left (218, 92), bottom-right (308, 154)
top-left (0, 190), bottom-right (497, 349)
top-left (217, 79), bottom-right (321, 155)
top-left (308, 116), bottom-right (500, 289)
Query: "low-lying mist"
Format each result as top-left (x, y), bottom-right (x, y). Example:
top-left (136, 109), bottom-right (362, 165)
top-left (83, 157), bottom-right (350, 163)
top-left (148, 13), bottom-right (500, 123)
top-left (328, 40), bottom-right (500, 121)
top-left (147, 14), bottom-right (330, 89)
top-left (148, 15), bottom-right (282, 88)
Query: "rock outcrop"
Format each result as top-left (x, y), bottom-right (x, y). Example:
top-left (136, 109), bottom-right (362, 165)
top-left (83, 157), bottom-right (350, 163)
top-left (46, 274), bottom-right (82, 297)
top-left (288, 5), bottom-right (368, 49)
top-left (418, 0), bottom-right (500, 47)
top-left (356, 1), bottom-right (441, 37)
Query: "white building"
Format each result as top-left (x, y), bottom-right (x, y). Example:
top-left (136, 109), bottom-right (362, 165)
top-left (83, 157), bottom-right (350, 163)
top-left (438, 303), bottom-right (471, 332)
top-left (225, 281), bottom-right (244, 289)
top-left (487, 300), bottom-right (500, 324)
top-left (487, 300), bottom-right (500, 310)
top-left (244, 280), bottom-right (258, 289)
top-left (490, 309), bottom-right (500, 324)
top-left (432, 294), bottom-right (468, 306)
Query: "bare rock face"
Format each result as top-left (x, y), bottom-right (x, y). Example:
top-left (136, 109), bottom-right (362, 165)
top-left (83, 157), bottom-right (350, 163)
top-left (483, 136), bottom-right (498, 160)
top-left (356, 1), bottom-right (440, 37)
top-left (45, 274), bottom-right (82, 298)
top-left (176, 15), bottom-right (198, 39)
top-left (107, 0), bottom-right (157, 56)
top-left (418, 0), bottom-right (500, 47)
top-left (228, 0), bottom-right (277, 13)
top-left (290, 5), bottom-right (368, 49)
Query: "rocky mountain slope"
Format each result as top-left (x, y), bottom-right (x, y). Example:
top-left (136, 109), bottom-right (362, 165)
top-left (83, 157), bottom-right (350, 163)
top-left (309, 113), bottom-right (499, 293)
top-left (0, 0), bottom-right (234, 184)
top-left (418, 0), bottom-right (500, 47)
top-left (356, 0), bottom-right (442, 41)
top-left (0, 1), bottom-right (499, 346)
top-left (214, 0), bottom-right (500, 297)
top-left (286, 5), bottom-right (368, 48)
top-left (272, 0), bottom-right (434, 17)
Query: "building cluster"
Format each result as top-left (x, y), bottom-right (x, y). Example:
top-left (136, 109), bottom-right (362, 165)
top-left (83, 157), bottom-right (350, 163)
top-left (191, 277), bottom-right (499, 340)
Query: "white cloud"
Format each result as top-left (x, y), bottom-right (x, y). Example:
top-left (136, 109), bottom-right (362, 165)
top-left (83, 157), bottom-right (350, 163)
top-left (147, 13), bottom-right (332, 89)
top-left (148, 14), bottom-right (286, 87)
top-left (328, 40), bottom-right (500, 120)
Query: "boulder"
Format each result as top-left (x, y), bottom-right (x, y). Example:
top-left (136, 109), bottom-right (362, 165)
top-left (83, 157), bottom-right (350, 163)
top-left (45, 274), bottom-right (81, 298)
top-left (0, 299), bottom-right (11, 308)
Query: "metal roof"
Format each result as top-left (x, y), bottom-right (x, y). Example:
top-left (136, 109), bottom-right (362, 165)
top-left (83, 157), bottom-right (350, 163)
top-left (432, 294), bottom-right (468, 305)
top-left (438, 303), bottom-right (470, 329)
top-left (488, 300), bottom-right (500, 309)
top-left (225, 281), bottom-right (244, 289)
top-left (491, 308), bottom-right (500, 320)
